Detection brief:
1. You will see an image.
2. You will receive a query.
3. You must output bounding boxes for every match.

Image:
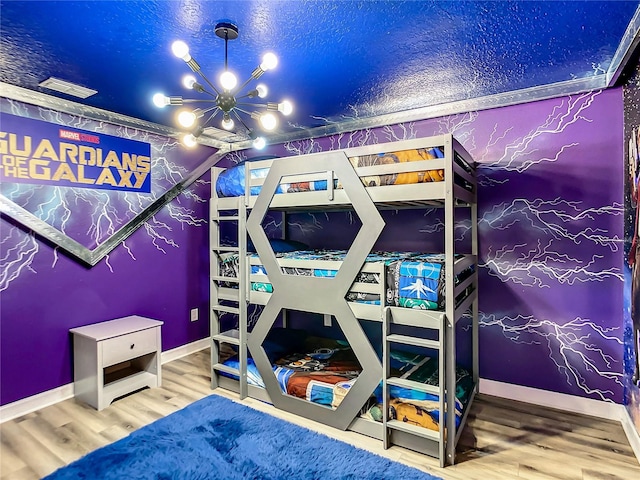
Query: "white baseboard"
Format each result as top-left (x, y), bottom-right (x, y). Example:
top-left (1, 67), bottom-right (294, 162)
top-left (161, 338), bottom-right (209, 364)
top-left (0, 383), bottom-right (75, 424)
top-left (479, 378), bottom-right (622, 421)
top-left (480, 379), bottom-right (640, 465)
top-left (0, 338), bottom-right (211, 424)
top-left (621, 407), bottom-right (640, 464)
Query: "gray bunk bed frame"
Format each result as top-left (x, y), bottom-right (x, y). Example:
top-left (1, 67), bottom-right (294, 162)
top-left (209, 133), bottom-right (478, 467)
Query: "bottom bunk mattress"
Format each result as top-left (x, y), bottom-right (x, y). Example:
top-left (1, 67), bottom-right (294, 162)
top-left (219, 249), bottom-right (473, 311)
top-left (220, 334), bottom-right (473, 433)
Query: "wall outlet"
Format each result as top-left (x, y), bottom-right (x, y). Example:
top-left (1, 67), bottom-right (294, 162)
top-left (190, 308), bottom-right (199, 322)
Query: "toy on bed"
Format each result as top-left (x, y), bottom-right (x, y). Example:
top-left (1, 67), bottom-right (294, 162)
top-left (363, 351), bottom-right (474, 431)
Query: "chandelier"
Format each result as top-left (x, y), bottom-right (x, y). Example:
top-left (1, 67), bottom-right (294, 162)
top-left (152, 21), bottom-right (293, 149)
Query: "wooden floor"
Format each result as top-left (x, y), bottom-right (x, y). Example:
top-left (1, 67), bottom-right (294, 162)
top-left (1, 348), bottom-right (639, 480)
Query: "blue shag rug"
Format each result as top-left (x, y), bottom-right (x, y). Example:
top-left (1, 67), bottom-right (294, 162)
top-left (44, 394), bottom-right (444, 480)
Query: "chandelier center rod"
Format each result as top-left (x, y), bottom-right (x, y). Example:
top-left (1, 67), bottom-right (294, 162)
top-left (215, 22), bottom-right (239, 72)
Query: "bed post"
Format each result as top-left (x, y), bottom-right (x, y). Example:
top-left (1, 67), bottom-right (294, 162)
top-left (443, 134), bottom-right (457, 466)
top-left (210, 166), bottom-right (221, 391)
top-left (471, 163), bottom-right (479, 392)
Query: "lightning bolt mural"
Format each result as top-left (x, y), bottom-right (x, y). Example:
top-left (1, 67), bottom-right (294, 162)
top-left (480, 313), bottom-right (623, 401)
top-left (481, 239), bottom-right (623, 288)
top-left (478, 198), bottom-right (623, 287)
top-left (479, 91), bottom-right (601, 176)
top-left (0, 227), bottom-right (39, 291)
top-left (466, 90), bottom-right (623, 401)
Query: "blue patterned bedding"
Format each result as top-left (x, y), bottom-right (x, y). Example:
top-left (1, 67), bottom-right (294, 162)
top-left (219, 249), bottom-right (473, 310)
top-left (221, 338), bottom-right (473, 432)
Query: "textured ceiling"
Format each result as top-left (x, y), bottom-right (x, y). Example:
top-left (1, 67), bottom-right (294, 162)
top-left (1, 0), bottom-right (639, 148)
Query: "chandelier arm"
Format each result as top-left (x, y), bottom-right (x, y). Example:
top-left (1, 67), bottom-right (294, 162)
top-left (200, 105), bottom-right (221, 115)
top-left (195, 88), bottom-right (218, 99)
top-left (232, 75), bottom-right (258, 97)
top-left (182, 98), bottom-right (219, 104)
top-left (231, 109), bottom-right (252, 133)
top-left (196, 70), bottom-right (220, 96)
top-left (233, 106), bottom-right (254, 117)
top-left (202, 107), bottom-right (222, 126)
top-left (236, 102), bottom-right (268, 108)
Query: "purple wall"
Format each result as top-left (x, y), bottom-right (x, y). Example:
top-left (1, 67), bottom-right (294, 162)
top-left (0, 100), bottom-right (214, 405)
top-left (1, 87), bottom-right (626, 408)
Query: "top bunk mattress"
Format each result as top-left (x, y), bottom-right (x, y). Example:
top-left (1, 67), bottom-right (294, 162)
top-left (216, 145), bottom-right (473, 198)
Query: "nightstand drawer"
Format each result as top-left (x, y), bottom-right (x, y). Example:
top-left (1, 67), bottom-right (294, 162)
top-left (101, 327), bottom-right (158, 366)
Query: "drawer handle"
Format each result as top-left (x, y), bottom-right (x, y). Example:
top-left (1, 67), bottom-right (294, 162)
top-left (130, 343), bottom-right (135, 349)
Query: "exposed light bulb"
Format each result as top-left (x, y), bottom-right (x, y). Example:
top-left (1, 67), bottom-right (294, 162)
top-left (182, 134), bottom-right (198, 148)
top-left (221, 114), bottom-right (234, 130)
top-left (182, 75), bottom-right (197, 90)
top-left (256, 84), bottom-right (268, 98)
top-left (260, 52), bottom-right (278, 71)
top-left (278, 100), bottom-right (293, 116)
top-left (152, 93), bottom-right (169, 108)
top-left (177, 110), bottom-right (197, 128)
top-left (220, 71), bottom-right (237, 91)
top-left (253, 136), bottom-right (266, 150)
top-left (171, 40), bottom-right (191, 61)
top-left (260, 112), bottom-right (277, 131)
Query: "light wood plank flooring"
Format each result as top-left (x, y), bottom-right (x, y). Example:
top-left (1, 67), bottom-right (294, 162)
top-left (1, 349), bottom-right (639, 480)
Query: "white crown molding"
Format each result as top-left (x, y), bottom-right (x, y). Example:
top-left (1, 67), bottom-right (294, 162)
top-left (607, 4), bottom-right (640, 86)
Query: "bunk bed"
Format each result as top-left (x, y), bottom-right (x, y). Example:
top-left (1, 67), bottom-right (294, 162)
top-left (209, 134), bottom-right (478, 467)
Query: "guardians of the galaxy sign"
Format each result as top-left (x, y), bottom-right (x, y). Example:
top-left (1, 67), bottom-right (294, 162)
top-left (0, 113), bottom-right (151, 193)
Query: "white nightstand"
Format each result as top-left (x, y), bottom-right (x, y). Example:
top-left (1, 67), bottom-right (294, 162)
top-left (70, 315), bottom-right (163, 410)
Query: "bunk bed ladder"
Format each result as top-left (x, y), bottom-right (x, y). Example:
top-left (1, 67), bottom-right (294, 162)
top-left (382, 307), bottom-right (446, 467)
top-left (210, 170), bottom-right (249, 399)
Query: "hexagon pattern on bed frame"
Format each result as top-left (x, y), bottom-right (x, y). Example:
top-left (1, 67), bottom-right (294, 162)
top-left (246, 151), bottom-right (385, 430)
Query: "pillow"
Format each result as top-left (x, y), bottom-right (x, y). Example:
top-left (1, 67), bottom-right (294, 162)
top-left (247, 238), bottom-right (309, 253)
top-left (263, 327), bottom-right (308, 358)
